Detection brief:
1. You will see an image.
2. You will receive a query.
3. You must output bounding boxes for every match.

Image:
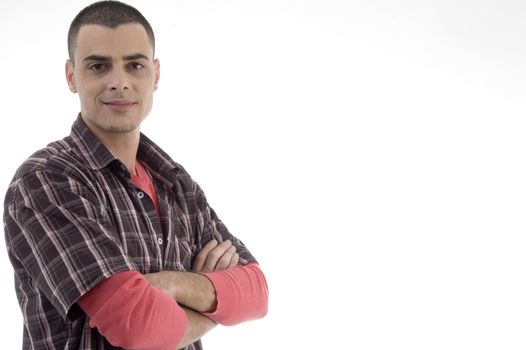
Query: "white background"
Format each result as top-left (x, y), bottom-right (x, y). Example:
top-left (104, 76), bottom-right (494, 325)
top-left (1, 0), bottom-right (526, 349)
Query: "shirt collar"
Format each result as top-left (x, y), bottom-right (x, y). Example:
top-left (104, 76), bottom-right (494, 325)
top-left (69, 114), bottom-right (118, 171)
top-left (137, 133), bottom-right (182, 188)
top-left (69, 113), bottom-right (182, 187)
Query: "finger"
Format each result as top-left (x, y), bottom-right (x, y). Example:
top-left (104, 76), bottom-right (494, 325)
top-left (227, 252), bottom-right (239, 270)
top-left (202, 240), bottom-right (232, 272)
top-left (192, 239), bottom-right (218, 272)
top-left (215, 245), bottom-right (237, 271)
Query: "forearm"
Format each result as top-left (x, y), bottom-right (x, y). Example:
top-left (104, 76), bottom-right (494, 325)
top-left (146, 264), bottom-right (269, 327)
top-left (177, 307), bottom-right (216, 349)
top-left (145, 270), bottom-right (216, 312)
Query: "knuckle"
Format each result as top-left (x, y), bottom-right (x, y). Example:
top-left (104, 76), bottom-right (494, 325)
top-left (209, 251), bottom-right (221, 261)
top-left (219, 240), bottom-right (232, 247)
top-left (219, 253), bottom-right (231, 263)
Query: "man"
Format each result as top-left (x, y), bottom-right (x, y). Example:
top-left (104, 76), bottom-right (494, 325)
top-left (3, 1), bottom-right (268, 349)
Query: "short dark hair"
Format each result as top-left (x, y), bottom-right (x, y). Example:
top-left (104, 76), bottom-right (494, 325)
top-left (67, 0), bottom-right (155, 62)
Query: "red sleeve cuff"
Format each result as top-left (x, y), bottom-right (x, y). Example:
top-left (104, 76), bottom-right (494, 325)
top-left (201, 263), bottom-right (268, 326)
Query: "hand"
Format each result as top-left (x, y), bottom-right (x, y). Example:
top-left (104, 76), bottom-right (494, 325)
top-left (192, 239), bottom-right (239, 273)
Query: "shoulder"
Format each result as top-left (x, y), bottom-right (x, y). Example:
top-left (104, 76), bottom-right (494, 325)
top-left (5, 137), bottom-right (97, 205)
top-left (12, 137), bottom-right (78, 177)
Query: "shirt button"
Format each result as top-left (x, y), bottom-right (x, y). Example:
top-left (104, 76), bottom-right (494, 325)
top-left (137, 191), bottom-right (145, 199)
top-left (157, 238), bottom-right (163, 245)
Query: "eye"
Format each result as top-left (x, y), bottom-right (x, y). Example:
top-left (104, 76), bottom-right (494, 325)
top-left (88, 63), bottom-right (106, 72)
top-left (130, 62), bottom-right (145, 70)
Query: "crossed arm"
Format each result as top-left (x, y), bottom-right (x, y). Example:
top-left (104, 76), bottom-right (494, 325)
top-left (144, 239), bottom-right (240, 348)
top-left (79, 238), bottom-right (257, 349)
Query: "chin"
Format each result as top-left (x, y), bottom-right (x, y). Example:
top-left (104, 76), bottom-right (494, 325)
top-left (103, 113), bottom-right (144, 133)
top-left (105, 123), bottom-right (140, 134)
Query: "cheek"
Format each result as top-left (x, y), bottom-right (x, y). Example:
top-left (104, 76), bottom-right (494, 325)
top-left (140, 84), bottom-right (155, 102)
top-left (76, 77), bottom-right (103, 101)
top-left (141, 91), bottom-right (155, 115)
top-left (143, 93), bottom-right (153, 110)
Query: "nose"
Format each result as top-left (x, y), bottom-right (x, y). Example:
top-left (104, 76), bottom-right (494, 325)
top-left (108, 67), bottom-right (129, 90)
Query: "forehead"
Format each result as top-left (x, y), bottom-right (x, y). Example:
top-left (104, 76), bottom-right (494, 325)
top-left (74, 23), bottom-right (153, 60)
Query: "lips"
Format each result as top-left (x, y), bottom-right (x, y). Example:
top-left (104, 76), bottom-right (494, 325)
top-left (103, 99), bottom-right (136, 112)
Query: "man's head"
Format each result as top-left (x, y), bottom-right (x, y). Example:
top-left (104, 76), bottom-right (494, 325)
top-left (65, 1), bottom-right (160, 137)
top-left (68, 0), bottom-right (155, 63)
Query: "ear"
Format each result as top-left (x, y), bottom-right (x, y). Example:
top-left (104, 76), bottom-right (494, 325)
top-left (153, 58), bottom-right (160, 91)
top-left (65, 59), bottom-right (77, 93)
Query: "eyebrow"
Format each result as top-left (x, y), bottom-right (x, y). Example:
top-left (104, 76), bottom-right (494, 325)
top-left (82, 53), bottom-right (150, 62)
top-left (123, 53), bottom-right (149, 61)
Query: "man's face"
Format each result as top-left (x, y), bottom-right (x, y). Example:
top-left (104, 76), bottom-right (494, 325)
top-left (66, 23), bottom-right (159, 136)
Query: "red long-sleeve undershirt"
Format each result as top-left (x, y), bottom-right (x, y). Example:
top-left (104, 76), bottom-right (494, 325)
top-left (78, 271), bottom-right (187, 350)
top-left (77, 161), bottom-right (268, 349)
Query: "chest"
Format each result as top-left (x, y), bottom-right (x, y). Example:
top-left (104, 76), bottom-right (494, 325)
top-left (98, 175), bottom-right (197, 273)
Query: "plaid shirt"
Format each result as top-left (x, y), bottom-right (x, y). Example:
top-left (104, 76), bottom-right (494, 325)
top-left (4, 115), bottom-right (256, 349)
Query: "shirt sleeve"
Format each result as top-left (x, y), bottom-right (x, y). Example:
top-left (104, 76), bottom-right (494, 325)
top-left (194, 182), bottom-right (257, 265)
top-left (4, 170), bottom-right (136, 322)
top-left (77, 271), bottom-right (187, 350)
top-left (201, 263), bottom-right (269, 326)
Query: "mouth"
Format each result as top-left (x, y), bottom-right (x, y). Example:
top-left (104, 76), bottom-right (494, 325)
top-left (103, 99), bottom-right (137, 112)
